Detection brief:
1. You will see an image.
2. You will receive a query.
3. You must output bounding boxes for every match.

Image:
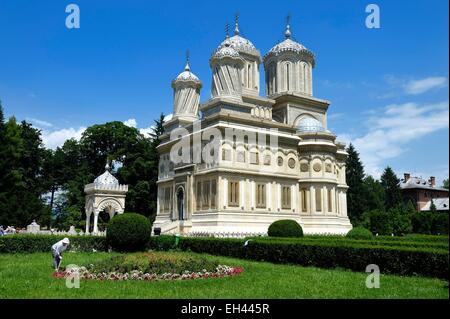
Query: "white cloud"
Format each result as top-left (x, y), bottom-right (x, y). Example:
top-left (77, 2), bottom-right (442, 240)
top-left (26, 117), bottom-right (53, 128)
top-left (404, 77), bottom-right (448, 95)
top-left (340, 101), bottom-right (449, 178)
top-left (380, 75), bottom-right (448, 98)
top-left (123, 118), bottom-right (137, 128)
top-left (42, 127), bottom-right (86, 150)
top-left (139, 113), bottom-right (173, 138)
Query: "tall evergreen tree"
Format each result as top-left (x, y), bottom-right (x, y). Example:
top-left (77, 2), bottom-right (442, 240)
top-left (345, 143), bottom-right (367, 222)
top-left (380, 166), bottom-right (402, 210)
top-left (363, 175), bottom-right (385, 211)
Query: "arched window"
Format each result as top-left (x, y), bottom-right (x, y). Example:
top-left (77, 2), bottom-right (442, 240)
top-left (268, 62), bottom-right (276, 95)
top-left (302, 63), bottom-right (307, 93)
top-left (285, 63), bottom-right (291, 91)
top-left (247, 64), bottom-right (252, 88)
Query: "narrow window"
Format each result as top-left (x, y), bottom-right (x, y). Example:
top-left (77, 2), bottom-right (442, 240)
top-left (228, 181), bottom-right (239, 207)
top-left (328, 189), bottom-right (333, 212)
top-left (196, 182), bottom-right (202, 210)
top-left (316, 188), bottom-right (322, 212)
top-left (211, 179), bottom-right (216, 209)
top-left (282, 186), bottom-right (291, 209)
top-left (250, 152), bottom-right (259, 165)
top-left (202, 180), bottom-right (210, 210)
top-left (286, 63), bottom-right (290, 91)
top-left (301, 188), bottom-right (308, 212)
top-left (256, 183), bottom-right (266, 208)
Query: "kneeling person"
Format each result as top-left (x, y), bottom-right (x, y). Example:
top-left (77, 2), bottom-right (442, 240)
top-left (51, 238), bottom-right (70, 271)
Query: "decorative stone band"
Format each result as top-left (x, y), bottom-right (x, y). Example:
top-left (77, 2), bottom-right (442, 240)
top-left (84, 183), bottom-right (128, 193)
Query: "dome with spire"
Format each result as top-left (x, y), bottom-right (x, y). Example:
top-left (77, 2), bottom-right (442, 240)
top-left (94, 163), bottom-right (119, 187)
top-left (172, 58), bottom-right (202, 86)
top-left (217, 17), bottom-right (261, 61)
top-left (265, 22), bottom-right (315, 66)
top-left (210, 40), bottom-right (243, 65)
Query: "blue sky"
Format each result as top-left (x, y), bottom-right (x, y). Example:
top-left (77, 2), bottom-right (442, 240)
top-left (0, 0), bottom-right (448, 184)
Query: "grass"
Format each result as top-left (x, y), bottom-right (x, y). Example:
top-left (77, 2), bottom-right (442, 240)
top-left (0, 251), bottom-right (448, 299)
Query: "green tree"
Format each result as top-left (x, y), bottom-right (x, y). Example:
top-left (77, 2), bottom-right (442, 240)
top-left (380, 166), bottom-right (402, 210)
top-left (0, 115), bottom-right (49, 227)
top-left (389, 206), bottom-right (412, 235)
top-left (362, 209), bottom-right (393, 235)
top-left (345, 143), bottom-right (367, 223)
top-left (443, 178), bottom-right (449, 190)
top-left (363, 175), bottom-right (385, 211)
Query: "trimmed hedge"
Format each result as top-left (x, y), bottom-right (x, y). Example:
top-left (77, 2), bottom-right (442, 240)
top-left (0, 234), bottom-right (107, 253)
top-left (346, 227), bottom-right (373, 240)
top-left (106, 213), bottom-right (151, 252)
top-left (268, 220), bottom-right (303, 238)
top-left (149, 235), bottom-right (449, 279)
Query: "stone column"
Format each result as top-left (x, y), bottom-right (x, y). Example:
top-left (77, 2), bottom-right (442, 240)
top-left (93, 210), bottom-right (99, 234)
top-left (323, 186), bottom-right (328, 214)
top-left (331, 187), bottom-right (336, 214)
top-left (223, 177), bottom-right (228, 209)
top-left (342, 192), bottom-right (348, 217)
top-left (310, 185), bottom-right (316, 214)
top-left (85, 211), bottom-right (91, 234)
top-left (247, 181), bottom-right (256, 210)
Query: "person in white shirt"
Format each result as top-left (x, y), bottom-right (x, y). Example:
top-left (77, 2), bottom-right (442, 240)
top-left (51, 238), bottom-right (70, 271)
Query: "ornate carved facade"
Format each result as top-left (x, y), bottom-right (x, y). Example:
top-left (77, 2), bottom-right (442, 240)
top-left (153, 17), bottom-right (352, 236)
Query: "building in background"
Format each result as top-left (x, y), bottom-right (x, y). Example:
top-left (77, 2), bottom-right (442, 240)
top-left (401, 173), bottom-right (449, 212)
top-left (152, 17), bottom-right (352, 236)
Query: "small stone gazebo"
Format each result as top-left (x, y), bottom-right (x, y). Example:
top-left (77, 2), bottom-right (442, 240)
top-left (84, 163), bottom-right (128, 234)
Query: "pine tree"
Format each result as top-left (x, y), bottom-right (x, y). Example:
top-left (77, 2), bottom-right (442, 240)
top-left (345, 143), bottom-right (367, 222)
top-left (363, 175), bottom-right (385, 211)
top-left (380, 166), bottom-right (402, 210)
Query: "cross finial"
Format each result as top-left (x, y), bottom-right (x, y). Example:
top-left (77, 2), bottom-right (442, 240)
top-left (234, 12), bottom-right (240, 35)
top-left (185, 50), bottom-right (190, 71)
top-left (285, 14), bottom-right (292, 39)
top-left (225, 22), bottom-right (230, 39)
top-left (105, 160), bottom-right (110, 171)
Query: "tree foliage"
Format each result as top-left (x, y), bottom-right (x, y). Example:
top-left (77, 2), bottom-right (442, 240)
top-left (0, 102), bottom-right (165, 229)
top-left (345, 143), bottom-right (367, 223)
top-left (380, 166), bottom-right (402, 210)
top-left (0, 109), bottom-right (50, 227)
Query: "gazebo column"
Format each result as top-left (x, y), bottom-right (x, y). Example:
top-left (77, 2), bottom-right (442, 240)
top-left (85, 211), bottom-right (91, 234)
top-left (93, 210), bottom-right (100, 234)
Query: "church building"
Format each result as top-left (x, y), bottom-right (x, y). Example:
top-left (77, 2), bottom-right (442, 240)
top-left (152, 17), bottom-right (352, 236)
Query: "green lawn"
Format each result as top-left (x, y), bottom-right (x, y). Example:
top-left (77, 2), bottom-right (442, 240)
top-left (0, 251), bottom-right (447, 299)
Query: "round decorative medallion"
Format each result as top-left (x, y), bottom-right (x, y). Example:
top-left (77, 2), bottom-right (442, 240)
top-left (300, 163), bottom-right (309, 172)
top-left (277, 156), bottom-right (284, 166)
top-left (313, 163), bottom-right (322, 172)
top-left (288, 158), bottom-right (296, 169)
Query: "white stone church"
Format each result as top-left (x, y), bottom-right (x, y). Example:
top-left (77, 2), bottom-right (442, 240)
top-left (152, 18), bottom-right (352, 236)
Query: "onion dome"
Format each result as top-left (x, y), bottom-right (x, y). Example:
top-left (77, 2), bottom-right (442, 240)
top-left (216, 19), bottom-right (261, 61)
top-left (264, 22), bottom-right (315, 67)
top-left (210, 39), bottom-right (243, 66)
top-left (94, 163), bottom-right (119, 187)
top-left (171, 59), bottom-right (202, 88)
top-left (297, 117), bottom-right (324, 132)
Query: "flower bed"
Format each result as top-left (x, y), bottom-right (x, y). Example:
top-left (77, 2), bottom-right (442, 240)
top-left (54, 265), bottom-right (244, 281)
top-left (53, 252), bottom-right (244, 281)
